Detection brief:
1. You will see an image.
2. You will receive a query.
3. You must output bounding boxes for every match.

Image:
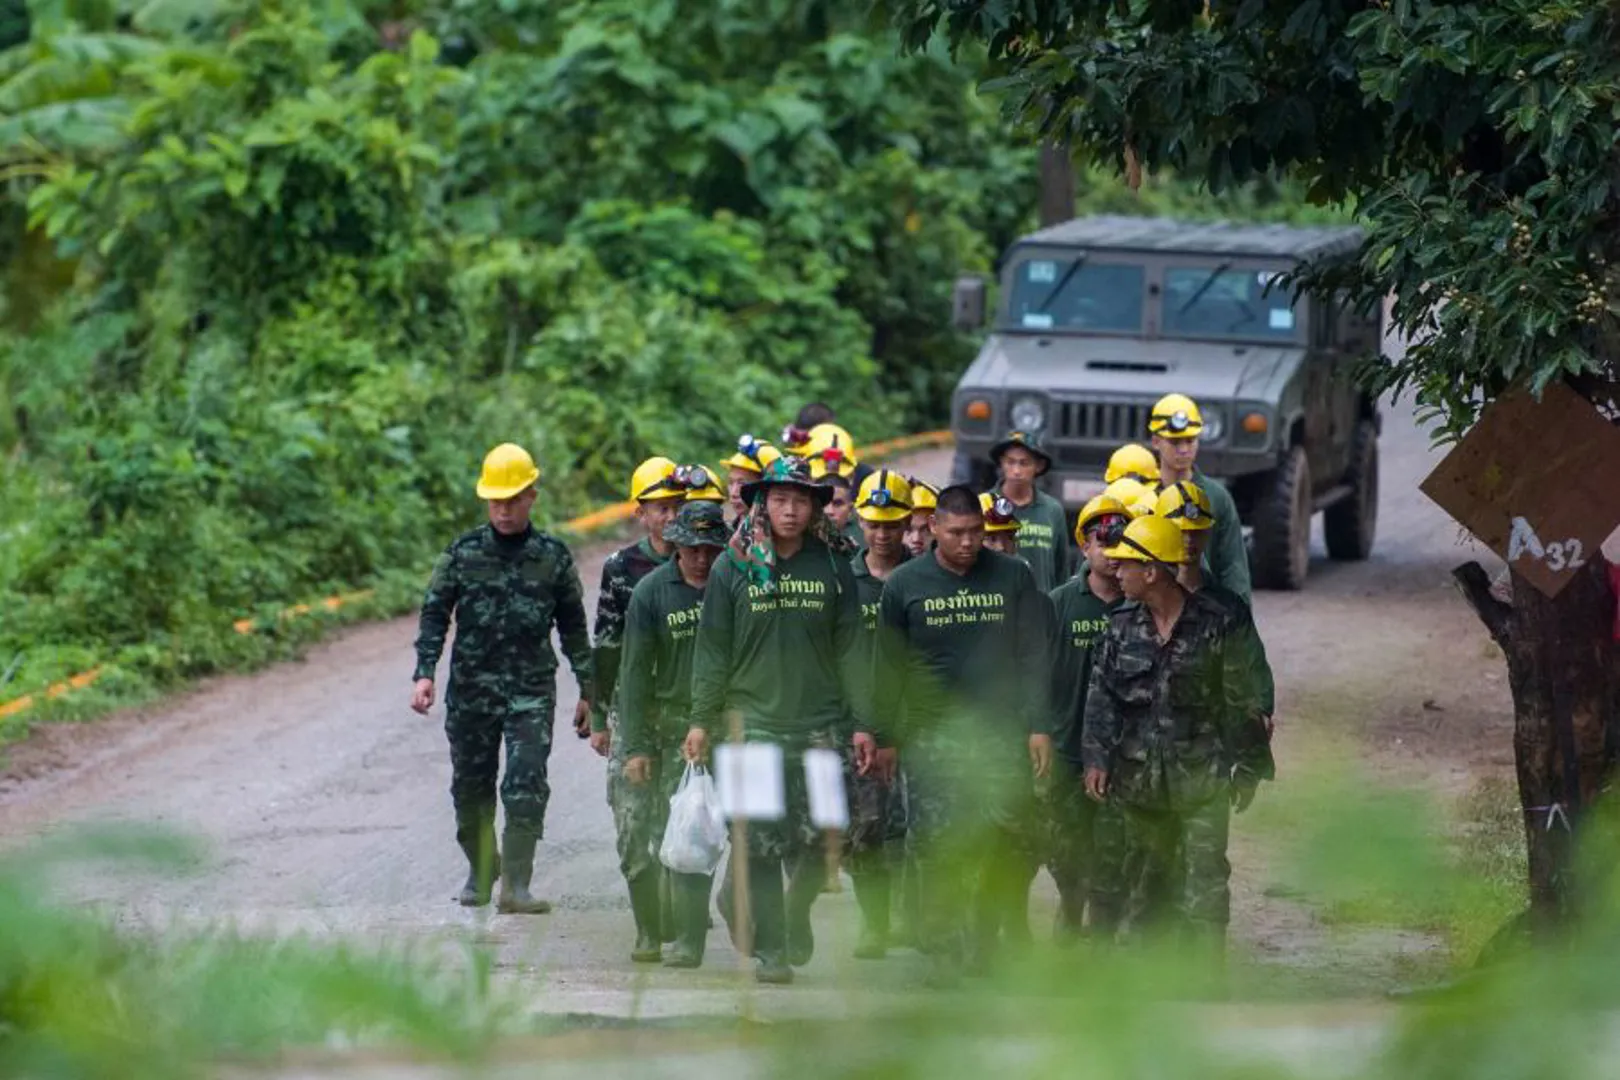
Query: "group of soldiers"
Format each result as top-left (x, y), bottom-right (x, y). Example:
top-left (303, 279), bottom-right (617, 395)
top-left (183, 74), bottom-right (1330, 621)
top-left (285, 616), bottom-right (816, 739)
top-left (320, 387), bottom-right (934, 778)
top-left (411, 394), bottom-right (1276, 987)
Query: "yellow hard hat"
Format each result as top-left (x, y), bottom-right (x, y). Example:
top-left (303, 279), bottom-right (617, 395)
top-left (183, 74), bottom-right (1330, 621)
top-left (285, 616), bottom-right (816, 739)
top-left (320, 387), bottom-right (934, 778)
top-left (1103, 478), bottom-right (1153, 517)
top-left (909, 479), bottom-right (939, 513)
top-left (980, 492), bottom-right (1022, 534)
top-left (1155, 480), bottom-right (1214, 531)
top-left (628, 456), bottom-right (681, 502)
top-left (1074, 494), bottom-right (1131, 546)
top-left (681, 463), bottom-right (727, 503)
top-left (476, 443), bottom-right (540, 500)
top-left (1148, 393), bottom-right (1204, 438)
top-left (1105, 443), bottom-right (1161, 485)
top-left (724, 434), bottom-right (782, 476)
top-left (856, 469), bottom-right (913, 523)
top-left (804, 423), bottom-right (857, 479)
top-left (1105, 514), bottom-right (1188, 565)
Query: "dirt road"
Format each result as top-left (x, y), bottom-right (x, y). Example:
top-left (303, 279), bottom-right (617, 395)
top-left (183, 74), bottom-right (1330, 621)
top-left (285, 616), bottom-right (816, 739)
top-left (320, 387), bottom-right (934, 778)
top-left (0, 402), bottom-right (1515, 1013)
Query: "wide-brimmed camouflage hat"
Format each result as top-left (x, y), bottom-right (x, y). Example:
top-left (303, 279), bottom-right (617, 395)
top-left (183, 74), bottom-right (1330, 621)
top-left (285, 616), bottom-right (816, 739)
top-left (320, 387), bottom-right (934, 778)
top-left (988, 429), bottom-right (1053, 476)
top-left (738, 454), bottom-right (834, 507)
top-left (663, 500), bottom-right (730, 548)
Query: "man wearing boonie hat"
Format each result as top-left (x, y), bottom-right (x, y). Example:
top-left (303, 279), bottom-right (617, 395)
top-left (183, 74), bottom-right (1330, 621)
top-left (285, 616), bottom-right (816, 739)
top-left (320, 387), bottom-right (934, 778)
top-left (1081, 515), bottom-right (1273, 977)
top-left (987, 430), bottom-right (1069, 592)
top-left (688, 456), bottom-right (862, 985)
top-left (617, 501), bottom-right (731, 970)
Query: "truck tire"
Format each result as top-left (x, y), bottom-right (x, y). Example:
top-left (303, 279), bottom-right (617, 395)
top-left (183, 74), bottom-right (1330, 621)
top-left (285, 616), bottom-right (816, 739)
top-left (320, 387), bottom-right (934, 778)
top-left (1251, 444), bottom-right (1312, 591)
top-left (1324, 419), bottom-right (1379, 561)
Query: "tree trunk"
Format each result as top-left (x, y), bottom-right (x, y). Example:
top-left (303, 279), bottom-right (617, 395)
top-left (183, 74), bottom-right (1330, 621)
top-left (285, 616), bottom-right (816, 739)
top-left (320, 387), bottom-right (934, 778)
top-left (1038, 142), bottom-right (1075, 226)
top-left (1455, 557), bottom-right (1619, 933)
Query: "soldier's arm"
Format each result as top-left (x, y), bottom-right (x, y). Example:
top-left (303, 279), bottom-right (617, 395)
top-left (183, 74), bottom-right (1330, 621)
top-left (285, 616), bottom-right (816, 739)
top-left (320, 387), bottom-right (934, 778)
top-left (617, 585), bottom-right (658, 759)
top-left (867, 581), bottom-right (908, 745)
top-left (588, 557), bottom-right (627, 734)
top-left (1080, 627), bottom-right (1123, 773)
top-left (1209, 484), bottom-right (1253, 602)
top-left (1016, 571), bottom-right (1055, 736)
top-left (1046, 589), bottom-right (1071, 736)
top-left (831, 557), bottom-right (866, 735)
top-left (551, 545), bottom-right (595, 701)
top-left (412, 546), bottom-right (459, 682)
top-left (1219, 618), bottom-right (1275, 782)
top-left (1052, 504), bottom-right (1073, 583)
top-left (688, 560), bottom-right (735, 737)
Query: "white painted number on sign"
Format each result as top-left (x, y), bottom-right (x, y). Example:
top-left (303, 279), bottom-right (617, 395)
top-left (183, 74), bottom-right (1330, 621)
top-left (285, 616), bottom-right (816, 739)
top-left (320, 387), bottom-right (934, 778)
top-left (1507, 516), bottom-right (1586, 572)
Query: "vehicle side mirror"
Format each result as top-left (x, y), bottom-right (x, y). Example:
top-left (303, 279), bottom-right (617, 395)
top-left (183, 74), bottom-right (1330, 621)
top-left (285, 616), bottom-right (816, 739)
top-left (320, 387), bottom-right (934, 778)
top-left (952, 275), bottom-right (987, 332)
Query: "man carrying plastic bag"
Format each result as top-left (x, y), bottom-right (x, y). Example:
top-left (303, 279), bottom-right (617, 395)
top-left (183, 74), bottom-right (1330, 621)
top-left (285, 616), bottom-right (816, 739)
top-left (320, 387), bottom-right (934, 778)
top-left (618, 501), bottom-right (730, 968)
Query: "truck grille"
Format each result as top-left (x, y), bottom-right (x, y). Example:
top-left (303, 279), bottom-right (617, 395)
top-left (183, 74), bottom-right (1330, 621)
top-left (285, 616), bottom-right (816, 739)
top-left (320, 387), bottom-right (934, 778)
top-left (1055, 400), bottom-right (1151, 443)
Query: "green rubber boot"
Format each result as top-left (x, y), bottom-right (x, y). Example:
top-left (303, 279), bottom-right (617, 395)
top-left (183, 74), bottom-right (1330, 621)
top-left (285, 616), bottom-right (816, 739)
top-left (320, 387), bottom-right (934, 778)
top-left (455, 810), bottom-right (499, 907)
top-left (662, 872), bottom-right (713, 970)
top-left (496, 828), bottom-right (552, 915)
top-left (750, 856), bottom-right (793, 985)
top-left (628, 872), bottom-right (664, 963)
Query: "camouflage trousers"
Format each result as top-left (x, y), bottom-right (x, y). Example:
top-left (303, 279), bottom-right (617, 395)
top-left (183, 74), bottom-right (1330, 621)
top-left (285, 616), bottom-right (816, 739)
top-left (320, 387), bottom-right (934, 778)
top-left (606, 719), bottom-right (687, 883)
top-left (444, 685), bottom-right (555, 836)
top-left (1117, 796), bottom-right (1232, 939)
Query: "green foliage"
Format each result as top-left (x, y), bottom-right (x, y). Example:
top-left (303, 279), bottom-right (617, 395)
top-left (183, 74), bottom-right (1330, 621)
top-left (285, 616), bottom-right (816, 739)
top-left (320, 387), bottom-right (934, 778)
top-left (885, 0), bottom-right (1620, 439)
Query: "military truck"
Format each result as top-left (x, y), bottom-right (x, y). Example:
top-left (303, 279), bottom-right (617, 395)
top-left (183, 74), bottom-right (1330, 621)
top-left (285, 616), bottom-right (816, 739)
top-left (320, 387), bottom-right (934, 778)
top-left (949, 215), bottom-right (1381, 590)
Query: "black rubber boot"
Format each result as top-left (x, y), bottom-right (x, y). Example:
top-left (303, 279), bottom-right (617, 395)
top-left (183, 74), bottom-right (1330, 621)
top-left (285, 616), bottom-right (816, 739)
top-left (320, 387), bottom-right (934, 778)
top-left (663, 872), bottom-right (712, 969)
top-left (496, 828), bottom-right (552, 914)
top-left (628, 872), bottom-right (664, 963)
top-left (750, 857), bottom-right (792, 985)
top-left (784, 850), bottom-right (823, 967)
top-left (850, 850), bottom-right (891, 960)
top-left (455, 809), bottom-right (499, 907)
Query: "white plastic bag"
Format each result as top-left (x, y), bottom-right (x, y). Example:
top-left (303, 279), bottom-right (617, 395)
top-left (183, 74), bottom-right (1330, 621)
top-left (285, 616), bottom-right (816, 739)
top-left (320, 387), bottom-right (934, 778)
top-left (660, 763), bottom-right (728, 875)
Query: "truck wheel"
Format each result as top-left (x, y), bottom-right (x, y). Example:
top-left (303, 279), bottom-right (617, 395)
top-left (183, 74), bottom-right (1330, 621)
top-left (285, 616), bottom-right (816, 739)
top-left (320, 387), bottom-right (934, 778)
top-left (1251, 445), bottom-right (1312, 591)
top-left (1324, 419), bottom-right (1378, 561)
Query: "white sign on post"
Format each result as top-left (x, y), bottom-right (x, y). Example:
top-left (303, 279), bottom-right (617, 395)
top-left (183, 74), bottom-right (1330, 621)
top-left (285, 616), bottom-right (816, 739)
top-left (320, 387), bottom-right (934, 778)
top-left (802, 748), bottom-right (849, 831)
top-left (714, 742), bottom-right (785, 821)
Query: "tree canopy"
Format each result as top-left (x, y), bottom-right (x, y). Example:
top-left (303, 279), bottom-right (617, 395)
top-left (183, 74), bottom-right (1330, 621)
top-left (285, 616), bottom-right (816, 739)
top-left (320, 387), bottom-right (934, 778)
top-left (889, 0), bottom-right (1620, 437)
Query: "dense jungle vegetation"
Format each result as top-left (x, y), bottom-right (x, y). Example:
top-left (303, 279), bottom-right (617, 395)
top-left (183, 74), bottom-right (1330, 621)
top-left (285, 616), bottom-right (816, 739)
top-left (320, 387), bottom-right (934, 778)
top-left (0, 0), bottom-right (1334, 716)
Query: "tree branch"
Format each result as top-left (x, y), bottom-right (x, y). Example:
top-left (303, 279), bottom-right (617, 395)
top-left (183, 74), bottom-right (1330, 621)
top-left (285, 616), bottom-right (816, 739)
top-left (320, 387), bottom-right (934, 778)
top-left (1454, 561), bottom-right (1513, 648)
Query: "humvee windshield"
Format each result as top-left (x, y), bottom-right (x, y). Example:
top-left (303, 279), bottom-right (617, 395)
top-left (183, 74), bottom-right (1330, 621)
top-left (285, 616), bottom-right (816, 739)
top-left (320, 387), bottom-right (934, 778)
top-left (1003, 257), bottom-right (1302, 344)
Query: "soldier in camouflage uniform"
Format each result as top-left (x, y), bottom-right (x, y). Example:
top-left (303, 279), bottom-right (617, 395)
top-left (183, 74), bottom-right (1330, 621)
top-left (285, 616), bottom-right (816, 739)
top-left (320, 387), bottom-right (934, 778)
top-left (1081, 515), bottom-right (1274, 967)
top-left (617, 501), bottom-right (730, 968)
top-left (592, 457), bottom-right (687, 951)
top-left (412, 443), bottom-right (593, 913)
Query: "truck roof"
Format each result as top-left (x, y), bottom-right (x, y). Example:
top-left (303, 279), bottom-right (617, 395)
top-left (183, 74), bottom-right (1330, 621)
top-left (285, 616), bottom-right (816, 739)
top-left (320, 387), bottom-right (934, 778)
top-left (1014, 215), bottom-right (1364, 261)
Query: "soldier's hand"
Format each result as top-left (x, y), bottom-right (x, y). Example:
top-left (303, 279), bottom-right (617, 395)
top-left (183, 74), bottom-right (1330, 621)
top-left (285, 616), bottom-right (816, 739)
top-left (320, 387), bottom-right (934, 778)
top-left (683, 726), bottom-right (709, 763)
top-left (1028, 734), bottom-right (1053, 780)
top-left (852, 731), bottom-right (878, 776)
top-left (1231, 778), bottom-right (1259, 813)
top-left (1083, 767), bottom-right (1109, 802)
top-left (624, 755), bottom-right (651, 785)
top-left (573, 699), bottom-right (592, 738)
top-left (410, 678), bottom-right (435, 715)
top-left (589, 729), bottom-right (611, 758)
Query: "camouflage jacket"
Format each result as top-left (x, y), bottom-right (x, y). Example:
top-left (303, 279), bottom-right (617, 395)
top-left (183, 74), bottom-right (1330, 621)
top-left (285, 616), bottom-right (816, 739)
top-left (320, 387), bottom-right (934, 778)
top-left (589, 539), bottom-right (669, 733)
top-left (1080, 589), bottom-right (1273, 811)
top-left (412, 524), bottom-right (593, 708)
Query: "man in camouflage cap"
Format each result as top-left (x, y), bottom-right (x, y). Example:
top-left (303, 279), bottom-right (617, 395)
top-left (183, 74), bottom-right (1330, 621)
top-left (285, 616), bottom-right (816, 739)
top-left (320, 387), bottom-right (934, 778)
top-left (617, 500), bottom-right (730, 967)
top-left (412, 443), bottom-right (593, 913)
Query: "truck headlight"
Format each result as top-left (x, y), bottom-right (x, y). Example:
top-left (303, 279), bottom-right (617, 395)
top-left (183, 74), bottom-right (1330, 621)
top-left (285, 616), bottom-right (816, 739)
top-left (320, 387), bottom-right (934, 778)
top-left (1199, 407), bottom-right (1225, 443)
top-left (1009, 395), bottom-right (1046, 432)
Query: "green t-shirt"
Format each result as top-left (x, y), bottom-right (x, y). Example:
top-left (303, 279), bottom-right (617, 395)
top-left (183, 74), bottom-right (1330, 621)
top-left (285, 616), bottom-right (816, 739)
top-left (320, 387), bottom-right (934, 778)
top-left (871, 548), bottom-right (1053, 747)
top-left (689, 537), bottom-right (861, 742)
top-left (617, 560), bottom-right (706, 758)
top-left (995, 486), bottom-right (1070, 592)
top-left (847, 547), bottom-right (907, 732)
top-left (1048, 575), bottom-right (1122, 768)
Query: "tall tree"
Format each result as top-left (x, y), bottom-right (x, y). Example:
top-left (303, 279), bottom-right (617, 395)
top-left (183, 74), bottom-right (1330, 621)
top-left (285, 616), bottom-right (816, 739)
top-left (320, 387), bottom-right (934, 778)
top-left (883, 0), bottom-right (1620, 935)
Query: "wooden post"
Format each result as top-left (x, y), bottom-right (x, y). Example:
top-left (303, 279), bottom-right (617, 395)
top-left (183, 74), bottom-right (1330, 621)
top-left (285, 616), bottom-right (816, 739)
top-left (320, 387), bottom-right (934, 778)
top-left (727, 709), bottom-right (752, 979)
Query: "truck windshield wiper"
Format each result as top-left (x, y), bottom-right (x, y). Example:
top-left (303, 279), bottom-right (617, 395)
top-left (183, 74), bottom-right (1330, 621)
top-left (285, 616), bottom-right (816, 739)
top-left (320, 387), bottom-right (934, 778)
top-left (1035, 256), bottom-right (1087, 313)
top-left (1177, 261), bottom-right (1232, 314)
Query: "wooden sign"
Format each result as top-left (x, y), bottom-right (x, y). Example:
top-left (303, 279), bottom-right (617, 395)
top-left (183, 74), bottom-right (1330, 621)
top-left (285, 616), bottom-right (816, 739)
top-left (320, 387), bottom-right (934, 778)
top-left (1420, 381), bottom-right (1620, 598)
